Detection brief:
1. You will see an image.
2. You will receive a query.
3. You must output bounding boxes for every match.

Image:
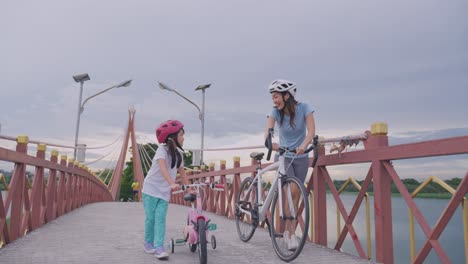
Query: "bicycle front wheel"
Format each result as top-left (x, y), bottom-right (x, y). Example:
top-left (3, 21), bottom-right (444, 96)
top-left (270, 176), bottom-right (310, 262)
top-left (197, 219), bottom-right (207, 264)
top-left (235, 177), bottom-right (259, 242)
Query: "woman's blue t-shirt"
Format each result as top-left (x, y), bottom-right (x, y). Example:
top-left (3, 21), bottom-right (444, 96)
top-left (270, 102), bottom-right (314, 158)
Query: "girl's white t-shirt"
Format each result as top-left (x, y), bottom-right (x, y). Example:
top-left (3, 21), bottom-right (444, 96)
top-left (142, 145), bottom-right (182, 201)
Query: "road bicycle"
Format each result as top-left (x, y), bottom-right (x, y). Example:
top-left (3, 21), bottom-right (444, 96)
top-left (170, 182), bottom-right (224, 264)
top-left (235, 128), bottom-right (318, 262)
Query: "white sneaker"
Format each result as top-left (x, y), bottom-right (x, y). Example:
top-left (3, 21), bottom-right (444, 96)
top-left (143, 242), bottom-right (157, 254)
top-left (288, 234), bottom-right (299, 251)
top-left (154, 247), bottom-right (169, 259)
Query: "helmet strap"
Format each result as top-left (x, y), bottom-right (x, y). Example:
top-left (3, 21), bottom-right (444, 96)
top-left (168, 136), bottom-right (185, 152)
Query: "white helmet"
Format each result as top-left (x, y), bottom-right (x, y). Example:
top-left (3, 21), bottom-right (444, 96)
top-left (268, 79), bottom-right (297, 98)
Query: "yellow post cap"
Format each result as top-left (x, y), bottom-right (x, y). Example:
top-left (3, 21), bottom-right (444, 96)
top-left (61, 155), bottom-right (67, 160)
top-left (201, 165), bottom-right (206, 170)
top-left (16, 135), bottom-right (29, 144)
top-left (233, 156), bottom-right (240, 162)
top-left (209, 162), bottom-right (215, 168)
top-left (51, 149), bottom-right (59, 157)
top-left (37, 144), bottom-right (47, 151)
top-left (74, 160), bottom-right (79, 166)
top-left (318, 136), bottom-right (326, 146)
top-left (371, 122), bottom-right (388, 136)
top-left (220, 160), bottom-right (226, 165)
top-left (68, 158), bottom-right (75, 163)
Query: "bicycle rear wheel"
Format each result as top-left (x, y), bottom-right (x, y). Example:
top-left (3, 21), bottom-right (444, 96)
top-left (235, 177), bottom-right (259, 242)
top-left (270, 176), bottom-right (310, 262)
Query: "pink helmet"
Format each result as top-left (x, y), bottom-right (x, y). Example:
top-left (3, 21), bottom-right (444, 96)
top-left (156, 120), bottom-right (184, 144)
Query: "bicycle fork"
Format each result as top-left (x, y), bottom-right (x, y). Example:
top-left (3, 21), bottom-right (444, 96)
top-left (277, 155), bottom-right (297, 222)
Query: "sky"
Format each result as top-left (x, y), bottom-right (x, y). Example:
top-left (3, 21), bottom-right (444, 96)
top-left (1, 0), bottom-right (467, 180)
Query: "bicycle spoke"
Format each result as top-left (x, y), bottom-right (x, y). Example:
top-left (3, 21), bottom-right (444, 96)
top-left (236, 177), bottom-right (258, 242)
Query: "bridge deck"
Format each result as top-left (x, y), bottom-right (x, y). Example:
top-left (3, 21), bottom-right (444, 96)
top-left (0, 202), bottom-right (374, 263)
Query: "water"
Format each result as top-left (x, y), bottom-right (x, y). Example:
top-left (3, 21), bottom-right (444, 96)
top-left (326, 193), bottom-right (465, 263)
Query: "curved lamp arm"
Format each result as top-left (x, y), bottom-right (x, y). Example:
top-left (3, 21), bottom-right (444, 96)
top-left (158, 82), bottom-right (202, 119)
top-left (81, 79), bottom-right (132, 113)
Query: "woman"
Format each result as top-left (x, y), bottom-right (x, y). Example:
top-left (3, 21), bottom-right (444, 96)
top-left (264, 79), bottom-right (316, 250)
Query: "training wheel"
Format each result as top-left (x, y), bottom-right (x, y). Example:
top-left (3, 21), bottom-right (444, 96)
top-left (211, 235), bottom-right (216, 249)
top-left (169, 238), bottom-right (175, 253)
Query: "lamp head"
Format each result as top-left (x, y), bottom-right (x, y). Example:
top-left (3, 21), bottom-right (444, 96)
top-left (73, 73), bottom-right (90, 83)
top-left (116, 79), bottom-right (132, 88)
top-left (195, 83), bottom-right (211, 91)
top-left (158, 82), bottom-right (173, 92)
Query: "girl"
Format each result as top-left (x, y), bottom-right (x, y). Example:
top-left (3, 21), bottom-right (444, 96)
top-left (142, 120), bottom-right (191, 259)
top-left (265, 79), bottom-right (316, 251)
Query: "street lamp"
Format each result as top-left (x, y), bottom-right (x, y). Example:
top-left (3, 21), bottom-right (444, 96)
top-left (158, 82), bottom-right (211, 166)
top-left (72, 73), bottom-right (132, 160)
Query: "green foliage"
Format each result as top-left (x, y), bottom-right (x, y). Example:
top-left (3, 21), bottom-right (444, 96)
top-left (446, 178), bottom-right (462, 189)
top-left (95, 168), bottom-right (114, 185)
top-left (265, 181), bottom-right (272, 191)
top-left (120, 161), bottom-right (134, 201)
top-left (0, 170), bottom-right (12, 191)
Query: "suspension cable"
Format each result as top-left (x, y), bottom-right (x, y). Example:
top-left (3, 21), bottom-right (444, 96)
top-left (84, 137), bottom-right (124, 165)
top-left (136, 141), bottom-right (149, 173)
top-left (0, 134), bottom-right (122, 150)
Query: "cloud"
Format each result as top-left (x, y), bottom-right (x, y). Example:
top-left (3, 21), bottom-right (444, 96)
top-left (1, 1), bottom-right (467, 179)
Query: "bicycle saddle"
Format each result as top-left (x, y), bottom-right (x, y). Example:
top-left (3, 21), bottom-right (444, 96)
top-left (183, 193), bottom-right (196, 202)
top-left (250, 152), bottom-right (265, 161)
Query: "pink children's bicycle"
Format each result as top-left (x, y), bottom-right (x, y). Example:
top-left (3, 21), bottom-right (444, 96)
top-left (170, 181), bottom-right (224, 264)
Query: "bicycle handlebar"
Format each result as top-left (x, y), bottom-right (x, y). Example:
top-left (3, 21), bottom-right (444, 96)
top-left (172, 182), bottom-right (225, 194)
top-left (264, 128), bottom-right (319, 168)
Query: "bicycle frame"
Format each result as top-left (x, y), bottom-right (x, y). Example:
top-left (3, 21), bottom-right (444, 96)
top-left (238, 153), bottom-right (290, 224)
top-left (185, 185), bottom-right (209, 244)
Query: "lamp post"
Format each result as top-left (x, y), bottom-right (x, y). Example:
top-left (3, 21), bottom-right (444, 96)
top-left (158, 82), bottom-right (211, 166)
top-left (72, 74), bottom-right (132, 160)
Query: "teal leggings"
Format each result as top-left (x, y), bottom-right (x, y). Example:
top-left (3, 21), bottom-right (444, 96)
top-left (143, 193), bottom-right (168, 248)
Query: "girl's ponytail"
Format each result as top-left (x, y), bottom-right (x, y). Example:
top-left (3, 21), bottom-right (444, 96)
top-left (167, 134), bottom-right (183, 169)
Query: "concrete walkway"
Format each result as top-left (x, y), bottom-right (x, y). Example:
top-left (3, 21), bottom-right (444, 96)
top-left (0, 202), bottom-right (375, 263)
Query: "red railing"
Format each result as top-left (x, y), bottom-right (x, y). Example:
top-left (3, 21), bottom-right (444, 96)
top-left (0, 136), bottom-right (113, 247)
top-left (171, 123), bottom-right (468, 264)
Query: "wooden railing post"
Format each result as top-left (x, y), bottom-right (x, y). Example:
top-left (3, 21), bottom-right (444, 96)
top-left (77, 164), bottom-right (83, 207)
top-left (72, 160), bottom-right (79, 210)
top-left (365, 122), bottom-right (394, 264)
top-left (200, 165), bottom-right (207, 211)
top-left (65, 158), bottom-right (74, 213)
top-left (219, 160), bottom-right (227, 216)
top-left (56, 154), bottom-right (67, 217)
top-left (45, 150), bottom-right (58, 222)
top-left (313, 144), bottom-right (327, 246)
top-left (208, 163), bottom-right (215, 213)
top-left (230, 157), bottom-right (241, 219)
top-left (30, 144), bottom-right (46, 230)
top-left (8, 135), bottom-right (28, 241)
